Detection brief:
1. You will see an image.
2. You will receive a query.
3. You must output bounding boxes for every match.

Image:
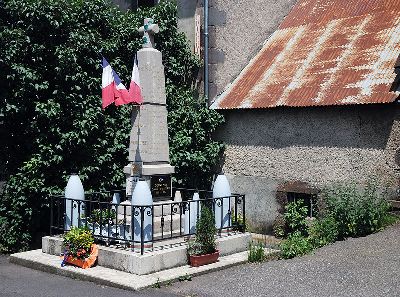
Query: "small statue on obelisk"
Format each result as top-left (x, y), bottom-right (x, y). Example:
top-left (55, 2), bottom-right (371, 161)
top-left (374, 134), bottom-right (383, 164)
top-left (123, 18), bottom-right (174, 201)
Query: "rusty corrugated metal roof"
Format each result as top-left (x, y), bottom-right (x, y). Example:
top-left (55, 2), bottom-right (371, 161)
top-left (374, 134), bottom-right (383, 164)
top-left (211, 0), bottom-right (400, 110)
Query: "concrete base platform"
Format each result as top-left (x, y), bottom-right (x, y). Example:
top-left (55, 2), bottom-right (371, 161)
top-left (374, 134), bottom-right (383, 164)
top-left (9, 248), bottom-right (278, 291)
top-left (42, 232), bottom-right (252, 275)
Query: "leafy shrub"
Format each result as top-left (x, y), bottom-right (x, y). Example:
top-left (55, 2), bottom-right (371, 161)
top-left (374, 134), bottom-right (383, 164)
top-left (279, 231), bottom-right (314, 259)
top-left (248, 241), bottom-right (266, 263)
top-left (188, 206), bottom-right (216, 256)
top-left (86, 209), bottom-right (116, 225)
top-left (309, 216), bottom-right (339, 248)
top-left (63, 226), bottom-right (94, 259)
top-left (284, 201), bottom-right (309, 236)
top-left (278, 181), bottom-right (393, 259)
top-left (321, 181), bottom-right (390, 239)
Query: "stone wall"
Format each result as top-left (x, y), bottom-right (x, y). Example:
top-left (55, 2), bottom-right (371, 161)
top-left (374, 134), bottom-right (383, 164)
top-left (216, 104), bottom-right (400, 232)
top-left (176, 0), bottom-right (198, 51)
top-left (207, 0), bottom-right (297, 99)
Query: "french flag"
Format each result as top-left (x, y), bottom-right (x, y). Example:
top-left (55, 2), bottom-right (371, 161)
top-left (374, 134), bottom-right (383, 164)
top-left (128, 57), bottom-right (143, 104)
top-left (114, 57), bottom-right (143, 105)
top-left (101, 58), bottom-right (115, 109)
top-left (113, 69), bottom-right (131, 106)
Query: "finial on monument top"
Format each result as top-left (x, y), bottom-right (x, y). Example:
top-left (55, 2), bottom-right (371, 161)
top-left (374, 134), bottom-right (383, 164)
top-left (138, 18), bottom-right (159, 49)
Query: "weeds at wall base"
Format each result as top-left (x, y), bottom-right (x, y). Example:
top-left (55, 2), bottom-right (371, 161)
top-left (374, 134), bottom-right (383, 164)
top-left (247, 241), bottom-right (266, 263)
top-left (277, 180), bottom-right (397, 259)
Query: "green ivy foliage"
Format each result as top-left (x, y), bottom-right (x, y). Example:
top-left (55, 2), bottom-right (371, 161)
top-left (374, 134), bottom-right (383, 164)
top-left (167, 85), bottom-right (224, 188)
top-left (0, 0), bottom-right (224, 252)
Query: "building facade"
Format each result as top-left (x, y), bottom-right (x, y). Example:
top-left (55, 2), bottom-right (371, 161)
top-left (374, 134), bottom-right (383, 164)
top-left (210, 0), bottom-right (400, 232)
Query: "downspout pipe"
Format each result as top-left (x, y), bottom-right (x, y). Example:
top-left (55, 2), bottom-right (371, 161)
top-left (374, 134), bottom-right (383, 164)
top-left (204, 0), bottom-right (209, 102)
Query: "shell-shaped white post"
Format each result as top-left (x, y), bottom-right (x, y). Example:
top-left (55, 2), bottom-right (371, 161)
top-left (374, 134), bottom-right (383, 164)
top-left (213, 174), bottom-right (231, 231)
top-left (184, 199), bottom-right (189, 235)
top-left (112, 192), bottom-right (121, 205)
top-left (131, 179), bottom-right (153, 252)
top-left (64, 174), bottom-right (85, 230)
top-left (111, 192), bottom-right (120, 212)
top-left (174, 190), bottom-right (182, 202)
top-left (192, 192), bottom-right (201, 233)
top-left (185, 192), bottom-right (201, 235)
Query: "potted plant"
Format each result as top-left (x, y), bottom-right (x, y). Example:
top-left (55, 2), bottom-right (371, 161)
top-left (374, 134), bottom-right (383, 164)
top-left (188, 206), bottom-right (219, 267)
top-left (62, 226), bottom-right (98, 269)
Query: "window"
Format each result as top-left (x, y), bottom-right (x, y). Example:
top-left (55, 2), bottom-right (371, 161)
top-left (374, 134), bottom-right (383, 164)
top-left (276, 181), bottom-right (318, 218)
top-left (287, 192), bottom-right (314, 217)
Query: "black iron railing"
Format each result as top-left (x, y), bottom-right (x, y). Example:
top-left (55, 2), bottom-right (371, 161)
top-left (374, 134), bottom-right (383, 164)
top-left (50, 188), bottom-right (246, 255)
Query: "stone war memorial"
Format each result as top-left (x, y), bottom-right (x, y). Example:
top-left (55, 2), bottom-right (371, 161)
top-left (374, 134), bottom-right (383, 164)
top-left (34, 18), bottom-right (250, 278)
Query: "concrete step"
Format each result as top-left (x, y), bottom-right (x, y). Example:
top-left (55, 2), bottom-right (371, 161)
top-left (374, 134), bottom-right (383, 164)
top-left (13, 237), bottom-right (257, 290)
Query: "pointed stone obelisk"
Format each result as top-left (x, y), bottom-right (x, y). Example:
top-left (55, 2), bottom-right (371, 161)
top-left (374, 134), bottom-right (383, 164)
top-left (124, 18), bottom-right (174, 201)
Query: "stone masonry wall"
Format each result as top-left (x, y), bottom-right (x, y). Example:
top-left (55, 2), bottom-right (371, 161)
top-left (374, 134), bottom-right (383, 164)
top-left (207, 0), bottom-right (297, 100)
top-left (216, 104), bottom-right (400, 232)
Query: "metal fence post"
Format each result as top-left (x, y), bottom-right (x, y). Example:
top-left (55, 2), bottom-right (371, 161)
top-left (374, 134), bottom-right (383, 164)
top-left (50, 196), bottom-right (53, 236)
top-left (140, 206), bottom-right (145, 255)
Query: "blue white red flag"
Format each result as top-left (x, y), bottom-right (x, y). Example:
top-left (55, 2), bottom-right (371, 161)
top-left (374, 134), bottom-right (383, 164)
top-left (102, 56), bottom-right (142, 108)
top-left (129, 57), bottom-right (143, 104)
top-left (112, 69), bottom-right (131, 106)
top-left (101, 58), bottom-right (114, 109)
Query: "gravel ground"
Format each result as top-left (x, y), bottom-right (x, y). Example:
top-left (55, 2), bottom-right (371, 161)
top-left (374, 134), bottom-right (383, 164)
top-left (0, 255), bottom-right (177, 297)
top-left (162, 223), bottom-right (400, 297)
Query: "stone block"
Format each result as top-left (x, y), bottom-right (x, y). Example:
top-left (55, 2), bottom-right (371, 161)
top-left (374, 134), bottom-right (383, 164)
top-left (137, 48), bottom-right (166, 105)
top-left (141, 164), bottom-right (175, 176)
top-left (209, 7), bottom-right (226, 26)
top-left (208, 26), bottom-right (217, 48)
top-left (129, 104), bottom-right (170, 163)
top-left (217, 232), bottom-right (251, 256)
top-left (42, 232), bottom-right (251, 275)
top-left (209, 48), bottom-right (225, 64)
top-left (42, 236), bottom-right (63, 255)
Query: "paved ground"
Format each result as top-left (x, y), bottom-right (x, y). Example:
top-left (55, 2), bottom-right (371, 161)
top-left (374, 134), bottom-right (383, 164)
top-left (0, 254), bottom-right (176, 297)
top-left (2, 224), bottom-right (400, 296)
top-left (162, 223), bottom-right (400, 297)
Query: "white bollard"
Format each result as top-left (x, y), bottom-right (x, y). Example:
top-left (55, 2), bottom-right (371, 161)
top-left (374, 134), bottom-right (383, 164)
top-left (112, 192), bottom-right (121, 205)
top-left (184, 192), bottom-right (201, 235)
top-left (111, 192), bottom-right (121, 216)
top-left (213, 174), bottom-right (231, 232)
top-left (131, 179), bottom-right (153, 253)
top-left (174, 190), bottom-right (182, 202)
top-left (64, 174), bottom-right (85, 230)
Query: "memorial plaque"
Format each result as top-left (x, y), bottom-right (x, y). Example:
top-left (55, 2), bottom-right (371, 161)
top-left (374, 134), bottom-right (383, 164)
top-left (150, 175), bottom-right (172, 199)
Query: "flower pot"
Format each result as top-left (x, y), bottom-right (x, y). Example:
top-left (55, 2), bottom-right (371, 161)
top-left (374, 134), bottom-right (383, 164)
top-left (189, 250), bottom-right (219, 267)
top-left (64, 244), bottom-right (98, 269)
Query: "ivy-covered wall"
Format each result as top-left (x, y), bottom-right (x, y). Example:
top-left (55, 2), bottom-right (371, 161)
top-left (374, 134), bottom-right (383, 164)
top-left (0, 0), bottom-right (223, 252)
